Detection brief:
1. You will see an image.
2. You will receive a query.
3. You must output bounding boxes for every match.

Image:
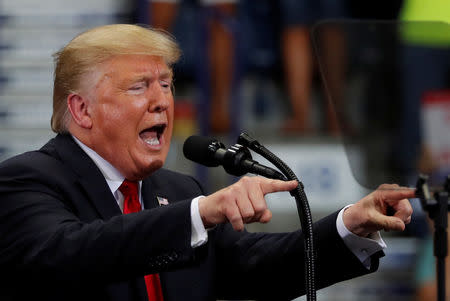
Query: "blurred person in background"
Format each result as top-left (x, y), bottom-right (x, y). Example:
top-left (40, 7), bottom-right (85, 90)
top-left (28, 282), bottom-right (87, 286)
top-left (394, 0), bottom-right (450, 183)
top-left (395, 0), bottom-right (450, 299)
top-left (279, 0), bottom-right (349, 136)
top-left (149, 0), bottom-right (237, 134)
top-left (0, 24), bottom-right (416, 301)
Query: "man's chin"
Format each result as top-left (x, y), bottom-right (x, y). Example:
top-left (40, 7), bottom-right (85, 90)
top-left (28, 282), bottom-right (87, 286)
top-left (137, 160), bottom-right (164, 179)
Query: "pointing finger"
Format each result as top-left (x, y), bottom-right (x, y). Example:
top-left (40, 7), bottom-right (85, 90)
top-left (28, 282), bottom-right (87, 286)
top-left (378, 187), bottom-right (416, 202)
top-left (260, 179), bottom-right (298, 195)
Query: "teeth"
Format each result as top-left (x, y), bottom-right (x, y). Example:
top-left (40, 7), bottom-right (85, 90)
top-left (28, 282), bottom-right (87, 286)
top-left (144, 137), bottom-right (160, 146)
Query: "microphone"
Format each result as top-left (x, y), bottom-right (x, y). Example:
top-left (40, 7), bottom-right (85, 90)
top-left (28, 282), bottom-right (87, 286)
top-left (183, 135), bottom-right (286, 180)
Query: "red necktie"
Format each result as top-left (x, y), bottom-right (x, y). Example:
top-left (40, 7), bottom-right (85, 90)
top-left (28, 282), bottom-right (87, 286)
top-left (119, 179), bottom-right (164, 301)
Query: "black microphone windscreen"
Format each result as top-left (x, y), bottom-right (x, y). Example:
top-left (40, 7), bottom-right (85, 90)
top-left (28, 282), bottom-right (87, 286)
top-left (183, 135), bottom-right (220, 167)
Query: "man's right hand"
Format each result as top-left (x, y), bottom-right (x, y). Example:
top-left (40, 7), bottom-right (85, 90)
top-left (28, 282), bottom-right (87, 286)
top-left (198, 176), bottom-right (298, 231)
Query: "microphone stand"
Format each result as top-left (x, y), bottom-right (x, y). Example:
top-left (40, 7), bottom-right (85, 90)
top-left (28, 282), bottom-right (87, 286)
top-left (416, 174), bottom-right (450, 301)
top-left (238, 132), bottom-right (317, 301)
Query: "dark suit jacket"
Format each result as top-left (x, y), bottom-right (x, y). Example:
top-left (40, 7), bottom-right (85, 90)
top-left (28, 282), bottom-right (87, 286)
top-left (0, 134), bottom-right (381, 300)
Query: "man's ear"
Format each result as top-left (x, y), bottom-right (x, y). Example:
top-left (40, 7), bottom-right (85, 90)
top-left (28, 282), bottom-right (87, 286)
top-left (67, 94), bottom-right (93, 129)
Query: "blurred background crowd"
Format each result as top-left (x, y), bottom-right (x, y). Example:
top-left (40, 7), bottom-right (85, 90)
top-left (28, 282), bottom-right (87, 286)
top-left (0, 0), bottom-right (449, 300)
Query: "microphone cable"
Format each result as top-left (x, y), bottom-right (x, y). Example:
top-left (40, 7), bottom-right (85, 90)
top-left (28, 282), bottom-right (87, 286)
top-left (238, 132), bottom-right (317, 301)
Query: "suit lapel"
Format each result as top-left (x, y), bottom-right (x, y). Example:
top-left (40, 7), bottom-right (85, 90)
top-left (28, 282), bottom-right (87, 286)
top-left (48, 135), bottom-right (149, 300)
top-left (141, 178), bottom-right (159, 210)
top-left (142, 171), bottom-right (174, 210)
top-left (52, 134), bottom-right (122, 220)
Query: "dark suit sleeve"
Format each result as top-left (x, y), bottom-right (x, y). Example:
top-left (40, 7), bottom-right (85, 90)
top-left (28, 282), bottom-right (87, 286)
top-left (213, 211), bottom-right (382, 300)
top-left (0, 156), bottom-right (198, 290)
top-left (151, 169), bottom-right (381, 300)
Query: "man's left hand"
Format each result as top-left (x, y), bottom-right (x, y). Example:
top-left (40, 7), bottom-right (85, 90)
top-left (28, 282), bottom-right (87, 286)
top-left (343, 184), bottom-right (415, 237)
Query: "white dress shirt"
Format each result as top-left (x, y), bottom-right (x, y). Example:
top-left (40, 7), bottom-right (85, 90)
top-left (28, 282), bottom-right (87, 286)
top-left (73, 136), bottom-right (384, 267)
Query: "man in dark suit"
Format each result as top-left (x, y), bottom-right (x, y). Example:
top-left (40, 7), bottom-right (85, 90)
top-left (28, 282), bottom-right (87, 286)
top-left (0, 24), bottom-right (414, 300)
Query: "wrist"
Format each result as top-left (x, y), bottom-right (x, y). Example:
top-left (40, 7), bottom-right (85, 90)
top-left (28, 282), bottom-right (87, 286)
top-left (197, 197), bottom-right (216, 228)
top-left (343, 206), bottom-right (371, 237)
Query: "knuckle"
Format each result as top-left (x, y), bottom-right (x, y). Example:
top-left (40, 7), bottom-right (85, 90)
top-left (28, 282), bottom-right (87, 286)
top-left (240, 176), bottom-right (252, 185)
top-left (406, 207), bottom-right (413, 216)
top-left (224, 187), bottom-right (236, 200)
top-left (223, 204), bottom-right (236, 217)
top-left (242, 209), bottom-right (254, 219)
top-left (229, 214), bottom-right (240, 223)
top-left (227, 214), bottom-right (240, 226)
top-left (253, 202), bottom-right (266, 213)
top-left (378, 183), bottom-right (394, 190)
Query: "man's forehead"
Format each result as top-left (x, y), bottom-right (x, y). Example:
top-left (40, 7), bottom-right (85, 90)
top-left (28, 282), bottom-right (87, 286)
top-left (100, 55), bottom-right (173, 80)
top-left (104, 55), bottom-right (171, 75)
top-left (83, 55), bottom-right (172, 89)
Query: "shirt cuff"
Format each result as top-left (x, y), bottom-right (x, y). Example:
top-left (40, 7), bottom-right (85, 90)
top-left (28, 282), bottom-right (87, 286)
top-left (190, 196), bottom-right (209, 248)
top-left (336, 205), bottom-right (387, 268)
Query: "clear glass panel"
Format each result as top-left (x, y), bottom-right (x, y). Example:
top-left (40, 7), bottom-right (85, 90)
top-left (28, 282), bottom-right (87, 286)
top-left (312, 20), bottom-right (450, 189)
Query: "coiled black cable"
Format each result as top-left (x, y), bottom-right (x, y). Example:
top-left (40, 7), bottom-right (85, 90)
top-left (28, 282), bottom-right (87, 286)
top-left (238, 132), bottom-right (316, 301)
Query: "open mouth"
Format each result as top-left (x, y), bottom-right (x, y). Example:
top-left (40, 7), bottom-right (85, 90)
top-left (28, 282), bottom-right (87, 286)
top-left (139, 124), bottom-right (166, 147)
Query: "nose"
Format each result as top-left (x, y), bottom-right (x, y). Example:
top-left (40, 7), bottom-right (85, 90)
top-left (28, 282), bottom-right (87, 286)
top-left (147, 83), bottom-right (172, 113)
top-left (150, 100), bottom-right (169, 113)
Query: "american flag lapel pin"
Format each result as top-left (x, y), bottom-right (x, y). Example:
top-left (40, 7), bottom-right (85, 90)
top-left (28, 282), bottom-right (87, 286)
top-left (157, 196), bottom-right (169, 206)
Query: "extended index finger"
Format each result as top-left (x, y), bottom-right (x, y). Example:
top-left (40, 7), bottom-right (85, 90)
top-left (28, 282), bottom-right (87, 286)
top-left (378, 187), bottom-right (416, 202)
top-left (260, 178), bottom-right (298, 195)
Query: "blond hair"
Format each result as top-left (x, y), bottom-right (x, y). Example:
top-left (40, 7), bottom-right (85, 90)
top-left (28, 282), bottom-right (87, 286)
top-left (51, 24), bottom-right (181, 133)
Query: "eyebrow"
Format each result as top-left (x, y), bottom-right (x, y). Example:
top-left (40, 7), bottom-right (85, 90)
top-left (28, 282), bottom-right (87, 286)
top-left (130, 69), bottom-right (173, 83)
top-left (159, 69), bottom-right (173, 80)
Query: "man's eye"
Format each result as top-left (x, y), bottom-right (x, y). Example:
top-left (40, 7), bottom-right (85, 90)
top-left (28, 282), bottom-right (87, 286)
top-left (127, 83), bottom-right (146, 95)
top-left (160, 80), bottom-right (172, 90)
top-left (130, 84), bottom-right (145, 90)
